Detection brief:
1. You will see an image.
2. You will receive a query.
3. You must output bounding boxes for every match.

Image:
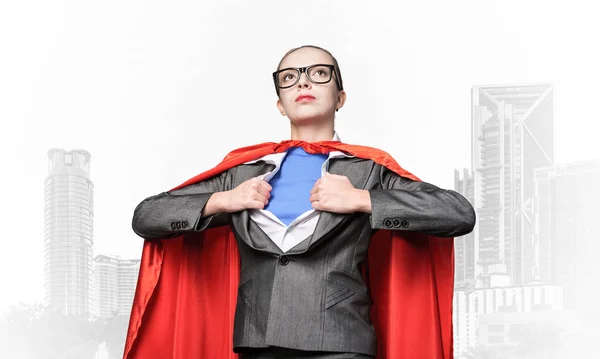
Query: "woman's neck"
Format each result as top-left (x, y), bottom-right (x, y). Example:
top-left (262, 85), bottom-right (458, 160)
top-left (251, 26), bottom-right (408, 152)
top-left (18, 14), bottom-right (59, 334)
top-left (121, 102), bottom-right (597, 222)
top-left (289, 122), bottom-right (335, 142)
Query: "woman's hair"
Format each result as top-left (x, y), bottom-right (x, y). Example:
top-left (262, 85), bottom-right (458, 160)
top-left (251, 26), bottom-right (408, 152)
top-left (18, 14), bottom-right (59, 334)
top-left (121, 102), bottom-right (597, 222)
top-left (274, 45), bottom-right (344, 97)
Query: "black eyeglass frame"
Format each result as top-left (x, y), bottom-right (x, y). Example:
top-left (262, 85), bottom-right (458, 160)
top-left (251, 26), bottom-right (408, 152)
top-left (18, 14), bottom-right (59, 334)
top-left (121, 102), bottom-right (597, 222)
top-left (272, 64), bottom-right (343, 92)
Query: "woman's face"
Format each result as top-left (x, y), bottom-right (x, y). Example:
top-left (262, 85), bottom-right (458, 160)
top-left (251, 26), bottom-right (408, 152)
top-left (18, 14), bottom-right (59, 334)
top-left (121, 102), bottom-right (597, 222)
top-left (276, 47), bottom-right (345, 125)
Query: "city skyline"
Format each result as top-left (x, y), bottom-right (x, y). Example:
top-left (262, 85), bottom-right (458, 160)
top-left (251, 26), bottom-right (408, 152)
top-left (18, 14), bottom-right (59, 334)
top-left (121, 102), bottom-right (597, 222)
top-left (451, 82), bottom-right (600, 356)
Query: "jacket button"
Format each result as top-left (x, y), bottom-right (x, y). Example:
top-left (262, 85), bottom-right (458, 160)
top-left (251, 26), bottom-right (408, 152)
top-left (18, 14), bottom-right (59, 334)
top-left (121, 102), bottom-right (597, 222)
top-left (383, 219), bottom-right (393, 228)
top-left (171, 222), bottom-right (177, 230)
top-left (181, 220), bottom-right (188, 229)
top-left (393, 219), bottom-right (401, 228)
top-left (279, 255), bottom-right (289, 266)
top-left (401, 220), bottom-right (409, 228)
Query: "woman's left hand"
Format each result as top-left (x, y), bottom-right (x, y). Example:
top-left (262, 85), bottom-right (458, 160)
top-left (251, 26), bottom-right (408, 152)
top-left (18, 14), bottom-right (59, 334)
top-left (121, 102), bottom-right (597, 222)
top-left (309, 173), bottom-right (371, 213)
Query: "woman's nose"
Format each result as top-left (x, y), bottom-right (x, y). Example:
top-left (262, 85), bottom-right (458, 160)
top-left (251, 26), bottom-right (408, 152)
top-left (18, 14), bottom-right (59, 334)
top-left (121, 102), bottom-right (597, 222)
top-left (297, 72), bottom-right (311, 88)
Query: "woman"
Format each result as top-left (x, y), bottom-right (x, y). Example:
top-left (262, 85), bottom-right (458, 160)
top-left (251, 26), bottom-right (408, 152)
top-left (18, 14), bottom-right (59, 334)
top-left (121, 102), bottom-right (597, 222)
top-left (127, 45), bottom-right (476, 359)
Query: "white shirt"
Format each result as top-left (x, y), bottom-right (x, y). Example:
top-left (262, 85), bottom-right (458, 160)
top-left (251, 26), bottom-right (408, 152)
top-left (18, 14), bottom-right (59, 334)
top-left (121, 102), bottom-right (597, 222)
top-left (243, 132), bottom-right (353, 253)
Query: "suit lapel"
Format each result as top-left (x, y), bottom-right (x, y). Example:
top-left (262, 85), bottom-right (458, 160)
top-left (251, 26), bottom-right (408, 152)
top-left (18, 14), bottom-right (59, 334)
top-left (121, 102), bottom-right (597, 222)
top-left (288, 157), bottom-right (374, 254)
top-left (235, 210), bottom-right (284, 254)
top-left (234, 161), bottom-right (276, 183)
top-left (232, 162), bottom-right (284, 254)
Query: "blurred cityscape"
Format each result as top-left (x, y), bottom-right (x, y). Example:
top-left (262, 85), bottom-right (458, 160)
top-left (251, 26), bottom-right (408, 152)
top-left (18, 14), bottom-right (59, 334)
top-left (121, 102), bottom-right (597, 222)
top-left (0, 149), bottom-right (140, 358)
top-left (1, 83), bottom-right (598, 358)
top-left (453, 84), bottom-right (600, 358)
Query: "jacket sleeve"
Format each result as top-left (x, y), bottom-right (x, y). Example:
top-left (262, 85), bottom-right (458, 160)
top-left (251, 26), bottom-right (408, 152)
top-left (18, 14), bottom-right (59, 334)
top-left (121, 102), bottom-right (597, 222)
top-left (131, 168), bottom-right (235, 240)
top-left (367, 164), bottom-right (476, 237)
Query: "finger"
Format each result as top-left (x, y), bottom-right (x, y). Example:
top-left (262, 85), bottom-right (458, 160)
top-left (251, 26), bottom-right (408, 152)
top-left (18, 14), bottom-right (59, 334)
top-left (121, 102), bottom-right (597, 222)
top-left (251, 181), bottom-right (271, 196)
top-left (260, 180), bottom-right (273, 192)
top-left (310, 186), bottom-right (318, 195)
top-left (309, 193), bottom-right (318, 202)
top-left (249, 200), bottom-right (266, 209)
top-left (253, 192), bottom-right (269, 204)
top-left (258, 189), bottom-right (270, 200)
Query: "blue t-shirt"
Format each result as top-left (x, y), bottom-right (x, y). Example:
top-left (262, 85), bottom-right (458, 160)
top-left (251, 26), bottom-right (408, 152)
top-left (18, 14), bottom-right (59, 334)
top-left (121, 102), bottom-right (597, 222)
top-left (264, 147), bottom-right (328, 226)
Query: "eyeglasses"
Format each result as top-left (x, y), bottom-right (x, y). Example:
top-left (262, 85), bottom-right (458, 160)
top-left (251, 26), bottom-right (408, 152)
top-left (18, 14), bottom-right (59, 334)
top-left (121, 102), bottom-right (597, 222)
top-left (272, 64), bottom-right (342, 91)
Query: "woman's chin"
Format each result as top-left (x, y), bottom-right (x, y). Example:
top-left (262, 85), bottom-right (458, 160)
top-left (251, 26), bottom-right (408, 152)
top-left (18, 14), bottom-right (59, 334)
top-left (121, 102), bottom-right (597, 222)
top-left (289, 112), bottom-right (330, 126)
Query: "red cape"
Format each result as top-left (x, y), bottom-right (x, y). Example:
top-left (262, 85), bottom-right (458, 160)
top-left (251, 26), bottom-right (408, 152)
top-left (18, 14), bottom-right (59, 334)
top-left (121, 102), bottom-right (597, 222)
top-left (123, 140), bottom-right (455, 359)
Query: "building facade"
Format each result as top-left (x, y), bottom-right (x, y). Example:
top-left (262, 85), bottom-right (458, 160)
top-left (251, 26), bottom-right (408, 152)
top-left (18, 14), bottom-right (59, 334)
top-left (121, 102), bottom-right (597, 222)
top-left (93, 254), bottom-right (140, 318)
top-left (454, 168), bottom-right (477, 289)
top-left (533, 159), bottom-right (600, 312)
top-left (44, 149), bottom-right (94, 317)
top-left (471, 84), bottom-right (554, 286)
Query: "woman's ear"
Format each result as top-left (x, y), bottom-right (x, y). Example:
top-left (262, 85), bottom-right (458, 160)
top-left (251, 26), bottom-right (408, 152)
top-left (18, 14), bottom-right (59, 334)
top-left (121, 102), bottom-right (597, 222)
top-left (336, 91), bottom-right (347, 112)
top-left (276, 98), bottom-right (286, 116)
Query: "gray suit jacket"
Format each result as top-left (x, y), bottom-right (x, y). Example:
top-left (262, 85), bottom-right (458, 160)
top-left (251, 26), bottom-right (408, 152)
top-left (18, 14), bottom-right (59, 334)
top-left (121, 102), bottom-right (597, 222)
top-left (132, 157), bottom-right (476, 356)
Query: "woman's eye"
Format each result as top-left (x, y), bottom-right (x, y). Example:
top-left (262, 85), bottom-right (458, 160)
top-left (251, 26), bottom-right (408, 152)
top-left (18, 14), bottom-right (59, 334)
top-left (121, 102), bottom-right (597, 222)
top-left (311, 69), bottom-right (328, 77)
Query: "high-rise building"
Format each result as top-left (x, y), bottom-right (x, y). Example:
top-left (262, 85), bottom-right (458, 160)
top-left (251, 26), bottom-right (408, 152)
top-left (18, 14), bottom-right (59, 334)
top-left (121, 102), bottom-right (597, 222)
top-left (93, 255), bottom-right (118, 318)
top-left (93, 254), bottom-right (140, 318)
top-left (117, 257), bottom-right (140, 316)
top-left (472, 84), bottom-right (554, 286)
top-left (454, 168), bottom-right (477, 289)
top-left (44, 149), bottom-right (94, 317)
top-left (533, 159), bottom-right (600, 312)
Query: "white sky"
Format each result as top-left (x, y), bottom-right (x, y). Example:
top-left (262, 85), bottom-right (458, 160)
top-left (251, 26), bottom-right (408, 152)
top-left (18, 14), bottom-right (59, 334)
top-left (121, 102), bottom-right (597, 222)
top-left (0, 0), bottom-right (598, 311)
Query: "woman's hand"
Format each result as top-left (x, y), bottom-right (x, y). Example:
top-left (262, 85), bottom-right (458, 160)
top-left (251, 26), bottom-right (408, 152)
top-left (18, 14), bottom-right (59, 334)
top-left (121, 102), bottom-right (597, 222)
top-left (211, 177), bottom-right (272, 214)
top-left (309, 173), bottom-right (371, 213)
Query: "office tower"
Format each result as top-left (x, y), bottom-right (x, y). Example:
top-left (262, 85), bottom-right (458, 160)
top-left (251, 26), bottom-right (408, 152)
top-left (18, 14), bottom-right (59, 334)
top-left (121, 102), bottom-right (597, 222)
top-left (44, 149), bottom-right (94, 317)
top-left (117, 257), bottom-right (140, 316)
top-left (454, 168), bottom-right (477, 289)
top-left (93, 255), bottom-right (118, 318)
top-left (472, 84), bottom-right (553, 286)
top-left (533, 159), bottom-right (600, 312)
top-left (93, 254), bottom-right (140, 318)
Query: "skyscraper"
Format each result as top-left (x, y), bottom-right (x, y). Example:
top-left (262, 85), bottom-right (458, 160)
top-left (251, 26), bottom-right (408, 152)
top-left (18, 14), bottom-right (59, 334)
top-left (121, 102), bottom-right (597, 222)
top-left (93, 255), bottom-right (118, 318)
top-left (454, 168), bottom-right (476, 289)
top-left (472, 84), bottom-right (554, 286)
top-left (533, 159), bottom-right (600, 312)
top-left (44, 149), bottom-right (94, 317)
top-left (93, 255), bottom-right (140, 318)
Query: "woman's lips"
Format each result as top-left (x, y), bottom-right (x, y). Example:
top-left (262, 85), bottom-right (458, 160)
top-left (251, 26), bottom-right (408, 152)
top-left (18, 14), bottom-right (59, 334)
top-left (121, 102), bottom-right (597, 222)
top-left (296, 95), bottom-right (316, 102)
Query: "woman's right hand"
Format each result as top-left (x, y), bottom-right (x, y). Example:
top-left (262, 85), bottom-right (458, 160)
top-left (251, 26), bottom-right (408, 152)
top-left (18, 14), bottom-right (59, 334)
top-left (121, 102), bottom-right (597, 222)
top-left (204, 177), bottom-right (272, 216)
